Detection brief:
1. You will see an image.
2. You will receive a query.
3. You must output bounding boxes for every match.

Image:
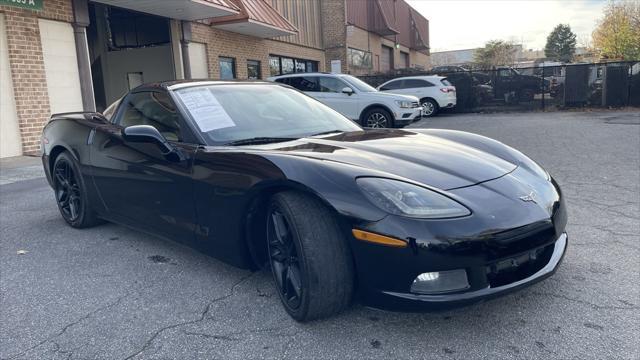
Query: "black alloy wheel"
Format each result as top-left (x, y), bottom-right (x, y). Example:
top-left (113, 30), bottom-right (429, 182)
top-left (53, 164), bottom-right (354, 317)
top-left (52, 152), bottom-right (102, 228)
top-left (266, 192), bottom-right (354, 321)
top-left (268, 208), bottom-right (303, 310)
top-left (54, 157), bottom-right (83, 223)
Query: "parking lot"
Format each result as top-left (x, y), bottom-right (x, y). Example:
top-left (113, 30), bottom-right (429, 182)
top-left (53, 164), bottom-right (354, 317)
top-left (1, 110), bottom-right (638, 360)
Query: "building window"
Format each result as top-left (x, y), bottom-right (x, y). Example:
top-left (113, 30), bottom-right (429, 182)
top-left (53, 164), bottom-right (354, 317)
top-left (306, 61), bottom-right (318, 72)
top-left (400, 51), bottom-right (410, 69)
top-left (281, 58), bottom-right (295, 74)
top-left (348, 48), bottom-right (372, 69)
top-left (247, 60), bottom-right (261, 80)
top-left (106, 7), bottom-right (170, 50)
top-left (295, 59), bottom-right (306, 73)
top-left (269, 56), bottom-right (281, 76)
top-left (268, 54), bottom-right (319, 76)
top-left (219, 57), bottom-right (236, 79)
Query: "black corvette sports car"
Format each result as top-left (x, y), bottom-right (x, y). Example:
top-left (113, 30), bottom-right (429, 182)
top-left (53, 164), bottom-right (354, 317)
top-left (41, 80), bottom-right (567, 321)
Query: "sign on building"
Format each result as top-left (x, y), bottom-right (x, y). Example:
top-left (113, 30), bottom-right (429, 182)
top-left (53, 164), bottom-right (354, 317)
top-left (331, 60), bottom-right (342, 74)
top-left (0, 0), bottom-right (43, 11)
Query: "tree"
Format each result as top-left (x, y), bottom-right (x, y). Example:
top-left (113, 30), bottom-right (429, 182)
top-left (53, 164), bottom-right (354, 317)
top-left (592, 1), bottom-right (640, 60)
top-left (473, 40), bottom-right (517, 68)
top-left (545, 24), bottom-right (577, 62)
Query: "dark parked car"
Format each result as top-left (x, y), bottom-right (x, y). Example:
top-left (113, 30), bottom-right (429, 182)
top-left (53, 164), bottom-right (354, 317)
top-left (41, 80), bottom-right (567, 321)
top-left (486, 67), bottom-right (548, 102)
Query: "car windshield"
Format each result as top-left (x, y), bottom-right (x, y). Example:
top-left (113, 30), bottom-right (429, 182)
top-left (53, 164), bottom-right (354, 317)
top-left (342, 75), bottom-right (377, 92)
top-left (173, 84), bottom-right (361, 145)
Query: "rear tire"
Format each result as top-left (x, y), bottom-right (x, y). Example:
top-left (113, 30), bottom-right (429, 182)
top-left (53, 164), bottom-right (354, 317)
top-left (421, 98), bottom-right (439, 117)
top-left (52, 152), bottom-right (102, 228)
top-left (267, 191), bottom-right (354, 321)
top-left (362, 107), bottom-right (394, 128)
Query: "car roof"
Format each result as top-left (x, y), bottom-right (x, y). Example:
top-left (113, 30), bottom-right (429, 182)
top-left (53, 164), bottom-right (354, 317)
top-left (381, 75), bottom-right (445, 83)
top-left (270, 72), bottom-right (344, 79)
top-left (132, 79), bottom-right (276, 92)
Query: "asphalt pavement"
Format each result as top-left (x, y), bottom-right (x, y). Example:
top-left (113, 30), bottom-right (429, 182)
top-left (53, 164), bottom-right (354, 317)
top-left (1, 110), bottom-right (638, 359)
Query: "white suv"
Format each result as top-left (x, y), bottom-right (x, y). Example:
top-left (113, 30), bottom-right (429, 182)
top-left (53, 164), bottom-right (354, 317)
top-left (377, 75), bottom-right (456, 117)
top-left (269, 73), bottom-right (422, 128)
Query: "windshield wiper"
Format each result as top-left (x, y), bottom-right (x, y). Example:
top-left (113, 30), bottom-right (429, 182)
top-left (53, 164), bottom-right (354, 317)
top-left (309, 130), bottom-right (345, 137)
top-left (225, 137), bottom-right (297, 146)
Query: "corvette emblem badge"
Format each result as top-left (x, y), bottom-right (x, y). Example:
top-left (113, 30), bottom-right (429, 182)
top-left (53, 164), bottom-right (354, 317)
top-left (519, 191), bottom-right (537, 204)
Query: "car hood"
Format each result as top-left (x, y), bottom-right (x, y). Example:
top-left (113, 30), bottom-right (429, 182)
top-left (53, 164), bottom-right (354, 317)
top-left (258, 130), bottom-right (518, 190)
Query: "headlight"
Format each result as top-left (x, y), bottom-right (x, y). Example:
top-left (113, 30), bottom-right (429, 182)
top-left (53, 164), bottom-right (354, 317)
top-left (395, 100), bottom-right (415, 108)
top-left (356, 178), bottom-right (471, 218)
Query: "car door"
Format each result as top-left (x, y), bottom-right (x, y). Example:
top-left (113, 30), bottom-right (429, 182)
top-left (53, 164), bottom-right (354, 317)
top-left (89, 90), bottom-right (200, 243)
top-left (315, 76), bottom-right (360, 120)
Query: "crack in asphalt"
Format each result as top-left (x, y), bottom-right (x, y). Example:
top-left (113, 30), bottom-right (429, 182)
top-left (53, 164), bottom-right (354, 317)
top-left (122, 272), bottom-right (256, 360)
top-left (567, 198), bottom-right (640, 221)
top-left (4, 291), bottom-right (131, 360)
top-left (563, 180), bottom-right (638, 194)
top-left (531, 291), bottom-right (639, 311)
top-left (182, 325), bottom-right (295, 343)
top-left (3, 269), bottom-right (188, 360)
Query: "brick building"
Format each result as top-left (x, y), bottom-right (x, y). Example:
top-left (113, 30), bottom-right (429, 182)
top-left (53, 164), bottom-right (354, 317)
top-left (0, 0), bottom-right (429, 158)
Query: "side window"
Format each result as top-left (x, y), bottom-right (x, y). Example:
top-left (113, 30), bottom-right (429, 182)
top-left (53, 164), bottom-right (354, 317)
top-left (288, 76), bottom-right (320, 92)
top-left (118, 91), bottom-right (183, 142)
top-left (380, 80), bottom-right (402, 91)
top-left (403, 79), bottom-right (433, 88)
top-left (498, 69), bottom-right (511, 77)
top-left (319, 77), bottom-right (348, 93)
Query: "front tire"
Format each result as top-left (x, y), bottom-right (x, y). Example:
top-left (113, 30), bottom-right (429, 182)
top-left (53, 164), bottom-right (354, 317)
top-left (267, 191), bottom-right (354, 321)
top-left (52, 152), bottom-right (102, 228)
top-left (362, 107), bottom-right (394, 128)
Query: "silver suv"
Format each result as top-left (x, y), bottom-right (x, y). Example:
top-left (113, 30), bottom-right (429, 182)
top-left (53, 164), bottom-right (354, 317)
top-left (269, 73), bottom-right (422, 128)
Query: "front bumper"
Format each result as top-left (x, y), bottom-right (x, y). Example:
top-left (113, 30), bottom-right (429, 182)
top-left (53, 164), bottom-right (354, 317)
top-left (349, 169), bottom-right (567, 311)
top-left (363, 233), bottom-right (567, 311)
top-left (394, 107), bottom-right (423, 126)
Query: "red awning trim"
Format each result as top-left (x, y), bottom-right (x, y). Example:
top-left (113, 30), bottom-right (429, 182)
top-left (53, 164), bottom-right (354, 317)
top-left (208, 0), bottom-right (297, 35)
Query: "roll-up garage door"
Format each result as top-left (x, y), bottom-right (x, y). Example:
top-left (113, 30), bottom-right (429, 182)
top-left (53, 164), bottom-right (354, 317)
top-left (380, 45), bottom-right (393, 73)
top-left (38, 19), bottom-right (83, 114)
top-left (0, 14), bottom-right (23, 158)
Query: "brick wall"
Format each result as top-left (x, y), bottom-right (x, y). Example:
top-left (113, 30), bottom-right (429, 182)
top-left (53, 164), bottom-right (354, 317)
top-left (191, 22), bottom-right (325, 79)
top-left (320, 0), bottom-right (347, 73)
top-left (1, 0), bottom-right (74, 155)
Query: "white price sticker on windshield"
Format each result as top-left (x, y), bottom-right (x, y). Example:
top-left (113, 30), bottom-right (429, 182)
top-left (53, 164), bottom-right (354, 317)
top-left (177, 88), bottom-right (235, 132)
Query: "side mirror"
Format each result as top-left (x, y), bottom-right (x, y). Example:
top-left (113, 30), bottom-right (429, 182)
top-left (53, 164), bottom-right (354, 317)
top-left (122, 125), bottom-right (174, 155)
top-left (341, 87), bottom-right (355, 95)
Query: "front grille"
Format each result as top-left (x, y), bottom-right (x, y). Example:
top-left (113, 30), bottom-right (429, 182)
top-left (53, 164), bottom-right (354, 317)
top-left (485, 243), bottom-right (555, 288)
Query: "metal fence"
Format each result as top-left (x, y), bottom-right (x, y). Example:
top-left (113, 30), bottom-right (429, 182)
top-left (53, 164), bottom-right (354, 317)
top-left (358, 61), bottom-right (640, 112)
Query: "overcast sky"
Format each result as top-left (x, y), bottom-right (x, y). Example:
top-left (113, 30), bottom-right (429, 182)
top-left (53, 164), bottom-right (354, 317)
top-left (406, 0), bottom-right (606, 52)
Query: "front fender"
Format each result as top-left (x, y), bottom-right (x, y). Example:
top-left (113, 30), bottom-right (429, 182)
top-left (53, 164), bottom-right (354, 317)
top-left (261, 153), bottom-right (388, 223)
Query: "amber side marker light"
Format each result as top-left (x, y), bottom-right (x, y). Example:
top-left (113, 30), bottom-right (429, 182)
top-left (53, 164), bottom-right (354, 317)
top-left (352, 229), bottom-right (408, 248)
